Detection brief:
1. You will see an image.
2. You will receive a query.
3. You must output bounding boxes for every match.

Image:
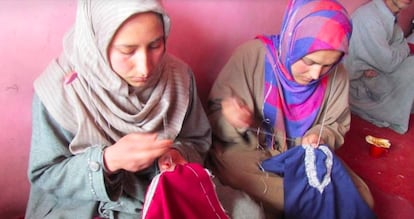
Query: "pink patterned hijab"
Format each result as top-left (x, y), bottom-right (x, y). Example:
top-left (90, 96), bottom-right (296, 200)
top-left (258, 0), bottom-right (352, 150)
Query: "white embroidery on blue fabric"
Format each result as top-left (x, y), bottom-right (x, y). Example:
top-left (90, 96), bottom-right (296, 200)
top-left (303, 145), bottom-right (333, 194)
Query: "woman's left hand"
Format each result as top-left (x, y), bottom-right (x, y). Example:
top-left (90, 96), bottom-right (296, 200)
top-left (158, 149), bottom-right (188, 172)
top-left (302, 133), bottom-right (324, 148)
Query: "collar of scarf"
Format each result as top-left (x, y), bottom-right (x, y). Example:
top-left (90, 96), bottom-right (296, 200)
top-left (256, 0), bottom-right (351, 150)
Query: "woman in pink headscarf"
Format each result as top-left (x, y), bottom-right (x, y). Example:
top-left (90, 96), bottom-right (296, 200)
top-left (207, 0), bottom-right (374, 217)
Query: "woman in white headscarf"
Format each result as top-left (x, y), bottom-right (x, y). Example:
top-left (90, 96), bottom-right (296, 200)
top-left (25, 0), bottom-right (211, 218)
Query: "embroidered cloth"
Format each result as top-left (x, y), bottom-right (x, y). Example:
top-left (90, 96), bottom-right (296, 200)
top-left (261, 145), bottom-right (376, 219)
top-left (142, 163), bottom-right (229, 219)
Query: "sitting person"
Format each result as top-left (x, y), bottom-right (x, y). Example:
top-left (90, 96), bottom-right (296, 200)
top-left (25, 0), bottom-right (211, 218)
top-left (206, 0), bottom-right (374, 217)
top-left (344, 0), bottom-right (414, 134)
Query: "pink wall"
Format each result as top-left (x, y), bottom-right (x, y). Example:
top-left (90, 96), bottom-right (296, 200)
top-left (0, 0), bottom-right (413, 217)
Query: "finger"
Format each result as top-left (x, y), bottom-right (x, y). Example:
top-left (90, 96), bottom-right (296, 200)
top-left (132, 132), bottom-right (158, 142)
top-left (221, 97), bottom-right (234, 108)
top-left (232, 97), bottom-right (243, 109)
top-left (240, 108), bottom-right (253, 124)
top-left (153, 139), bottom-right (173, 149)
top-left (158, 154), bottom-right (174, 171)
top-left (240, 105), bottom-right (252, 115)
top-left (311, 143), bottom-right (319, 148)
top-left (171, 153), bottom-right (187, 165)
top-left (148, 147), bottom-right (172, 161)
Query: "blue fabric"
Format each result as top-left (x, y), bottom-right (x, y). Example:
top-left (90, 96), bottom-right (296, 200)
top-left (261, 145), bottom-right (376, 219)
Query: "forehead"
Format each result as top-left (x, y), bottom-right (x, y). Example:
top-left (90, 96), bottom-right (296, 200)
top-left (303, 50), bottom-right (343, 64)
top-left (111, 12), bottom-right (164, 44)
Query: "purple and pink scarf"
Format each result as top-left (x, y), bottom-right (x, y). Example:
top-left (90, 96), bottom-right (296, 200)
top-left (258, 0), bottom-right (352, 150)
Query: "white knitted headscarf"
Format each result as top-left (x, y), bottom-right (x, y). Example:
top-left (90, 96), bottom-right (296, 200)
top-left (34, 0), bottom-right (190, 154)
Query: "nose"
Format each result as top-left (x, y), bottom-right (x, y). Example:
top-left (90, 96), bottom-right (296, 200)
top-left (308, 65), bottom-right (323, 80)
top-left (134, 50), bottom-right (151, 77)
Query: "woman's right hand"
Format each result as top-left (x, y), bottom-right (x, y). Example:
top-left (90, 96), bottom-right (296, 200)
top-left (221, 96), bottom-right (253, 130)
top-left (103, 133), bottom-right (173, 174)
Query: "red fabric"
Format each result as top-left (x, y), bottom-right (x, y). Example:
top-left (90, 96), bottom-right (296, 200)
top-left (142, 163), bottom-right (229, 219)
top-left (409, 43), bottom-right (414, 54)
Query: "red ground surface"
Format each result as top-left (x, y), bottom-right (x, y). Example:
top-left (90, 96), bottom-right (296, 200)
top-left (336, 114), bottom-right (414, 219)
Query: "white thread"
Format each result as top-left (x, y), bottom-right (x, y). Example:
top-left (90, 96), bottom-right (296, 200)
top-left (186, 165), bottom-right (227, 219)
top-left (316, 66), bottom-right (338, 146)
top-left (303, 145), bottom-right (333, 193)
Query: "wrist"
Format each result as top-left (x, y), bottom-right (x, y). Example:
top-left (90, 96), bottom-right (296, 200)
top-left (103, 146), bottom-right (119, 174)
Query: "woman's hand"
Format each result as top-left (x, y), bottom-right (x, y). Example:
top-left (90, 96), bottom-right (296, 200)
top-left (103, 133), bottom-right (173, 174)
top-left (221, 96), bottom-right (253, 130)
top-left (302, 133), bottom-right (325, 148)
top-left (157, 149), bottom-right (188, 172)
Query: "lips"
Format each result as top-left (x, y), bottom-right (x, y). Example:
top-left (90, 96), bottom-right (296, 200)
top-left (299, 78), bottom-right (313, 84)
top-left (131, 77), bottom-right (148, 83)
